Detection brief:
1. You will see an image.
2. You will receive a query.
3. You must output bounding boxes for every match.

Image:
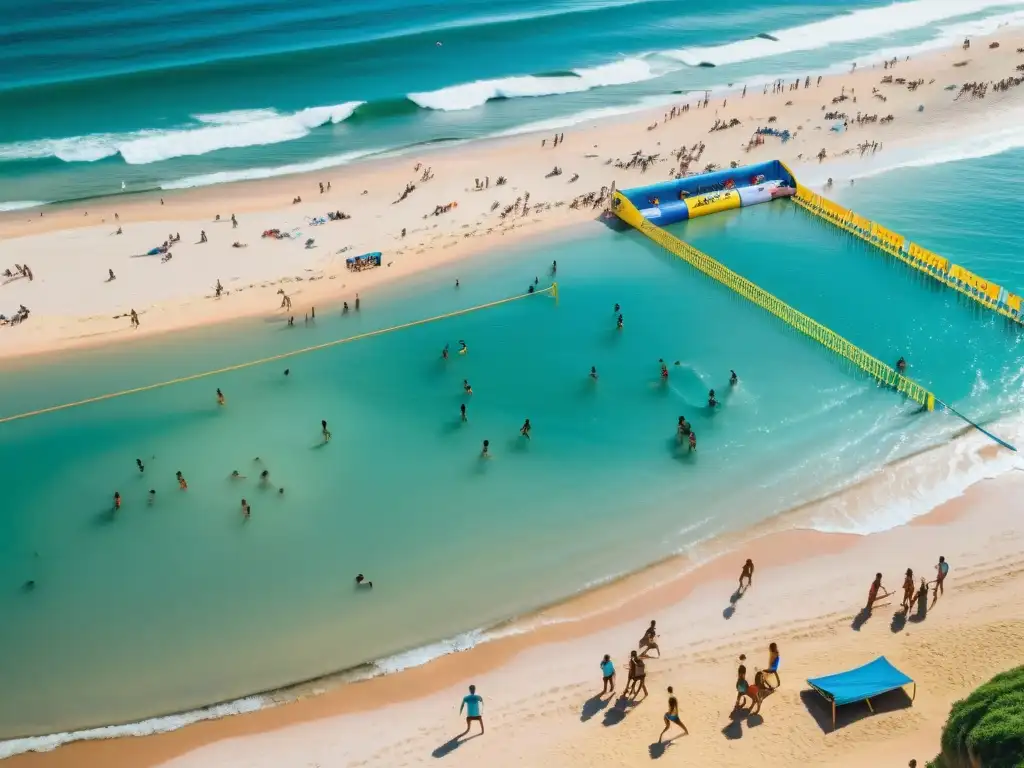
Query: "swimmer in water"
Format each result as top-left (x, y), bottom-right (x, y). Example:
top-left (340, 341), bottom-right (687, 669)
top-left (659, 359), bottom-right (669, 380)
top-left (230, 470), bottom-right (246, 479)
top-left (520, 419), bottom-right (531, 439)
top-left (342, 301), bottom-right (349, 315)
top-left (689, 431), bottom-right (697, 452)
top-left (614, 303), bottom-right (620, 313)
top-left (322, 420), bottom-right (332, 442)
top-left (461, 403), bottom-right (467, 422)
top-left (259, 469), bottom-right (270, 484)
top-left (551, 260), bottom-right (557, 275)
top-left (677, 416), bottom-right (691, 439)
top-left (896, 356), bottom-right (907, 372)
top-left (148, 489), bottom-right (156, 505)
top-left (534, 276), bottom-right (539, 285)
top-left (459, 340), bottom-right (468, 355)
top-left (617, 313), bottom-right (624, 330)
top-left (590, 366), bottom-right (598, 380)
top-left (278, 487), bottom-right (284, 495)
top-left (113, 491), bottom-right (121, 510)
top-left (355, 573), bottom-right (373, 588)
top-left (136, 458), bottom-right (145, 473)
top-left (217, 388), bottom-right (225, 405)
top-left (241, 499), bottom-right (250, 520)
top-left (455, 279), bottom-right (460, 288)
top-left (284, 368), bottom-right (290, 377)
top-left (730, 369), bottom-right (738, 385)
top-left (463, 379), bottom-right (473, 395)
top-left (708, 389), bottom-right (718, 408)
top-left (442, 344), bottom-right (449, 361)
top-left (481, 439), bottom-right (490, 457)
top-left (176, 471), bottom-right (188, 490)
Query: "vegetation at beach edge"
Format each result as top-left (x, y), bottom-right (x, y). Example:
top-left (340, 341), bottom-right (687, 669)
top-left (928, 665), bottom-right (1024, 768)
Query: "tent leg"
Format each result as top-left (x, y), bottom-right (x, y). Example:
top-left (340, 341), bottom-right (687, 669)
top-left (865, 698), bottom-right (874, 714)
top-left (832, 701), bottom-right (836, 730)
top-left (912, 683), bottom-right (917, 702)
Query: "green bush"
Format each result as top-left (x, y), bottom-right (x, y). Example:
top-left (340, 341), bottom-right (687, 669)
top-left (929, 666), bottom-right (1024, 768)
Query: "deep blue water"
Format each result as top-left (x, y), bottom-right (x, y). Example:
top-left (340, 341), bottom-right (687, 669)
top-left (2, 0), bottom-right (1023, 205)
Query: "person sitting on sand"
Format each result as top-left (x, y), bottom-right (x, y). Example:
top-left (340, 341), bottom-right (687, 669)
top-left (639, 620), bottom-right (660, 658)
top-left (232, 241), bottom-right (247, 248)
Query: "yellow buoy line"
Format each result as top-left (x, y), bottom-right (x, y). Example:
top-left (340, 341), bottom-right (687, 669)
top-left (0, 284), bottom-right (558, 426)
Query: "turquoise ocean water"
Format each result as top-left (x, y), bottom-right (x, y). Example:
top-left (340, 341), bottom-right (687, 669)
top-left (3, 148), bottom-right (1024, 749)
top-left (2, 0), bottom-right (1024, 207)
top-left (4, 0), bottom-right (1024, 754)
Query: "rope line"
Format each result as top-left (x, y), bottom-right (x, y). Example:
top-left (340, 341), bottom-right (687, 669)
top-left (0, 285), bottom-right (556, 426)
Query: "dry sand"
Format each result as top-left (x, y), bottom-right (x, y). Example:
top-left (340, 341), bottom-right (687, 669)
top-left (2, 30), bottom-right (1023, 361)
top-left (4, 29), bottom-right (1024, 768)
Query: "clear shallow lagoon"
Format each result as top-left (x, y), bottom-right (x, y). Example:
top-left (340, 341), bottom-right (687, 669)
top-left (2, 152), bottom-right (1024, 742)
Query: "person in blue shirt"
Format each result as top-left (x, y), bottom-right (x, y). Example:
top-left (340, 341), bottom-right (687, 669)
top-left (459, 684), bottom-right (484, 736)
top-left (600, 654), bottom-right (615, 695)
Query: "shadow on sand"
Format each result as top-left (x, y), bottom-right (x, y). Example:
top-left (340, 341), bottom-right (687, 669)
top-left (580, 694), bottom-right (611, 722)
top-left (432, 733), bottom-right (480, 758)
top-left (799, 688), bottom-right (913, 733)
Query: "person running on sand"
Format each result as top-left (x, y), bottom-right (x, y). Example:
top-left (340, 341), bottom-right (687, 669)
top-left (902, 568), bottom-right (915, 610)
top-left (321, 420), bottom-right (332, 442)
top-left (739, 558), bottom-right (754, 589)
top-left (459, 685), bottom-right (485, 736)
top-left (659, 686), bottom-right (688, 740)
top-left (866, 572), bottom-right (888, 610)
top-left (934, 556), bottom-right (949, 600)
top-left (600, 654), bottom-right (615, 695)
top-left (639, 620), bottom-right (660, 658)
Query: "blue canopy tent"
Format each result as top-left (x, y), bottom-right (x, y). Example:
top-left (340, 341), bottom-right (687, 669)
top-left (807, 656), bottom-right (915, 729)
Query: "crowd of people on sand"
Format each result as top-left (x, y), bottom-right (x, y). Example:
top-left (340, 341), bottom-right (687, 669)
top-left (3, 263), bottom-right (33, 282)
top-left (540, 133), bottom-right (565, 148)
top-left (862, 556), bottom-right (951, 625)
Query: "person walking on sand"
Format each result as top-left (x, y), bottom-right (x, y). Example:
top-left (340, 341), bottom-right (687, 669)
top-left (600, 654), bottom-right (616, 695)
top-left (130, 309), bottom-right (140, 328)
top-left (459, 685), bottom-right (484, 736)
top-left (629, 651), bottom-right (648, 700)
top-left (866, 572), bottom-right (888, 611)
top-left (901, 568), bottom-right (915, 611)
top-left (739, 558), bottom-right (754, 590)
top-left (321, 420), bottom-right (332, 442)
top-left (639, 620), bottom-right (660, 658)
top-left (659, 686), bottom-right (688, 741)
top-left (934, 556), bottom-right (949, 600)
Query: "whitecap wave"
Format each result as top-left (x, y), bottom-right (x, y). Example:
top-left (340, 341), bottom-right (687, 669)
top-left (0, 695), bottom-right (268, 760)
top-left (408, 57), bottom-right (661, 111)
top-left (0, 200), bottom-right (48, 212)
top-left (0, 102), bottom-right (363, 166)
top-left (160, 148), bottom-right (381, 190)
top-left (659, 0), bottom-right (1024, 67)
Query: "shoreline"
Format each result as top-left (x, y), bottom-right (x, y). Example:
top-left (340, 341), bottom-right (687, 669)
top-left (4, 409), bottom-right (1018, 763)
top-left (2, 29), bottom-right (1023, 361)
top-left (4, 28), bottom-right (1024, 767)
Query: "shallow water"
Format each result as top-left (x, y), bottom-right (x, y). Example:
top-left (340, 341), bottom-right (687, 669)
top-left (3, 150), bottom-right (1024, 741)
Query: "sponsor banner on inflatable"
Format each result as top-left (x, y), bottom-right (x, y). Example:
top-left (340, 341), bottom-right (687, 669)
top-left (685, 188), bottom-right (741, 218)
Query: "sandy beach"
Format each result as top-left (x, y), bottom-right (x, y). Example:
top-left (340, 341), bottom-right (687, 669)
top-left (2, 29), bottom-right (1023, 362)
top-left (4, 27), bottom-right (1024, 768)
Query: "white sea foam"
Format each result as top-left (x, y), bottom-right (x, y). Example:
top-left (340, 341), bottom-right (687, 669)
top-left (0, 102), bottom-right (364, 166)
top-left (0, 695), bottom-right (269, 760)
top-left (0, 200), bottom-right (48, 212)
top-left (408, 57), bottom-right (661, 111)
top-left (493, 95), bottom-right (680, 137)
top-left (660, 0), bottom-right (1024, 67)
top-left (160, 148), bottom-right (381, 190)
